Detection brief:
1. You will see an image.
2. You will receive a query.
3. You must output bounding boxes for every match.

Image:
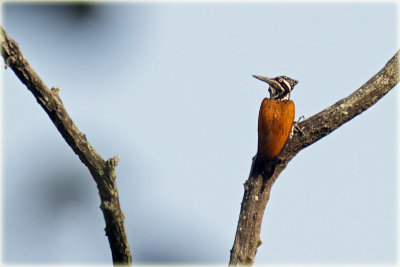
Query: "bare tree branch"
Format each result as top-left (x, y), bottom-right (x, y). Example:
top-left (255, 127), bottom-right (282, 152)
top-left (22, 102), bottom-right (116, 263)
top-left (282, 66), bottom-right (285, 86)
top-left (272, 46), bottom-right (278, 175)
top-left (0, 27), bottom-right (132, 265)
top-left (229, 49), bottom-right (400, 265)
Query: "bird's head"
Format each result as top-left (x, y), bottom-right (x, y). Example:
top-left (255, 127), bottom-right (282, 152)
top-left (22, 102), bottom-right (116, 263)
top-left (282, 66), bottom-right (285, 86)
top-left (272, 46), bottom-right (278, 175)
top-left (253, 75), bottom-right (298, 100)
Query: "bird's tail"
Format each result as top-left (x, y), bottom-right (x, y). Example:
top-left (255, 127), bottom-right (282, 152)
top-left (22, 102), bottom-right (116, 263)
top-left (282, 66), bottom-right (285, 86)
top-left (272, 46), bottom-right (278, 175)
top-left (250, 155), bottom-right (277, 180)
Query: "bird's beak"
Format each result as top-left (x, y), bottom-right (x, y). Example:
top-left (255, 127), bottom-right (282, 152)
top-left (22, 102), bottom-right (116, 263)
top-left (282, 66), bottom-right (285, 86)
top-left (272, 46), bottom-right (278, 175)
top-left (252, 75), bottom-right (276, 85)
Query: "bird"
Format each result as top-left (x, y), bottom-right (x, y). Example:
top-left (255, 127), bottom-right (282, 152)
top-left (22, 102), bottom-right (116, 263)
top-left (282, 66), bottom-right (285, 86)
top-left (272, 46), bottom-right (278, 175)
top-left (251, 75), bottom-right (298, 178)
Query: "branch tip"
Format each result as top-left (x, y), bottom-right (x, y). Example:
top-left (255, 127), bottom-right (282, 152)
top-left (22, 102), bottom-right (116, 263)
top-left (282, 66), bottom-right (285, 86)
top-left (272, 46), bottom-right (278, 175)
top-left (107, 156), bottom-right (120, 170)
top-left (51, 86), bottom-right (60, 93)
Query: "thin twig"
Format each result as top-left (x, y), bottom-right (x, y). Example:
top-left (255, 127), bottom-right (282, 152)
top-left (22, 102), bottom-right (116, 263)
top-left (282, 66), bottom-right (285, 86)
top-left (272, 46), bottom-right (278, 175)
top-left (0, 27), bottom-right (132, 265)
top-left (229, 49), bottom-right (400, 265)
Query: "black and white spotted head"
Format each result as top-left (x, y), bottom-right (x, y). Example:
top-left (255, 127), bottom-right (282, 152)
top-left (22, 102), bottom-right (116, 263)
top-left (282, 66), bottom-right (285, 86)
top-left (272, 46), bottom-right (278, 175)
top-left (253, 75), bottom-right (298, 100)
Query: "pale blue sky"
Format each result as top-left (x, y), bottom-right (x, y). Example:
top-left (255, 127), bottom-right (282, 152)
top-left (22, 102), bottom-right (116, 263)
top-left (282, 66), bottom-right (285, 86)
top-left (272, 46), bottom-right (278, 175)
top-left (2, 2), bottom-right (398, 265)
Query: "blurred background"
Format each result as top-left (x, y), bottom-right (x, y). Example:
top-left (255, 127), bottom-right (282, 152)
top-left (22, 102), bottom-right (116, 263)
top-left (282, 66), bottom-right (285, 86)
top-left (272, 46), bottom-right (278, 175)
top-left (1, 1), bottom-right (398, 265)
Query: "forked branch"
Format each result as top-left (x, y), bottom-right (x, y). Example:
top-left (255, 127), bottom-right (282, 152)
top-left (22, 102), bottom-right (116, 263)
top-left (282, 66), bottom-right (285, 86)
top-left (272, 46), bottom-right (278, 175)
top-left (0, 27), bottom-right (132, 265)
top-left (229, 49), bottom-right (400, 265)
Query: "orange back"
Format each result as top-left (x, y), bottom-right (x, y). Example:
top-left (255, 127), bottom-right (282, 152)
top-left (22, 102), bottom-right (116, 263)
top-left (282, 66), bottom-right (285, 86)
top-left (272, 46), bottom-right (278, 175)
top-left (257, 99), bottom-right (295, 160)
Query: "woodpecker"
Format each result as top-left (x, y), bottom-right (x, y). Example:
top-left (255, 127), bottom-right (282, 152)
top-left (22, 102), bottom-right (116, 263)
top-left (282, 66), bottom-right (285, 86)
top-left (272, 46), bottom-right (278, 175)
top-left (251, 75), bottom-right (298, 178)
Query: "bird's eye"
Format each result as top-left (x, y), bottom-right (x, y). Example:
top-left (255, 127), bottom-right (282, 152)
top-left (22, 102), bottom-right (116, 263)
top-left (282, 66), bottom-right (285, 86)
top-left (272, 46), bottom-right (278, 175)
top-left (278, 78), bottom-right (283, 82)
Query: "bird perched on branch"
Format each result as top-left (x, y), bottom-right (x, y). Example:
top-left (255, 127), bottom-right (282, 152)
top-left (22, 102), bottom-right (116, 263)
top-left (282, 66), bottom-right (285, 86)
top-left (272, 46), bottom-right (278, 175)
top-left (251, 75), bottom-right (298, 178)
